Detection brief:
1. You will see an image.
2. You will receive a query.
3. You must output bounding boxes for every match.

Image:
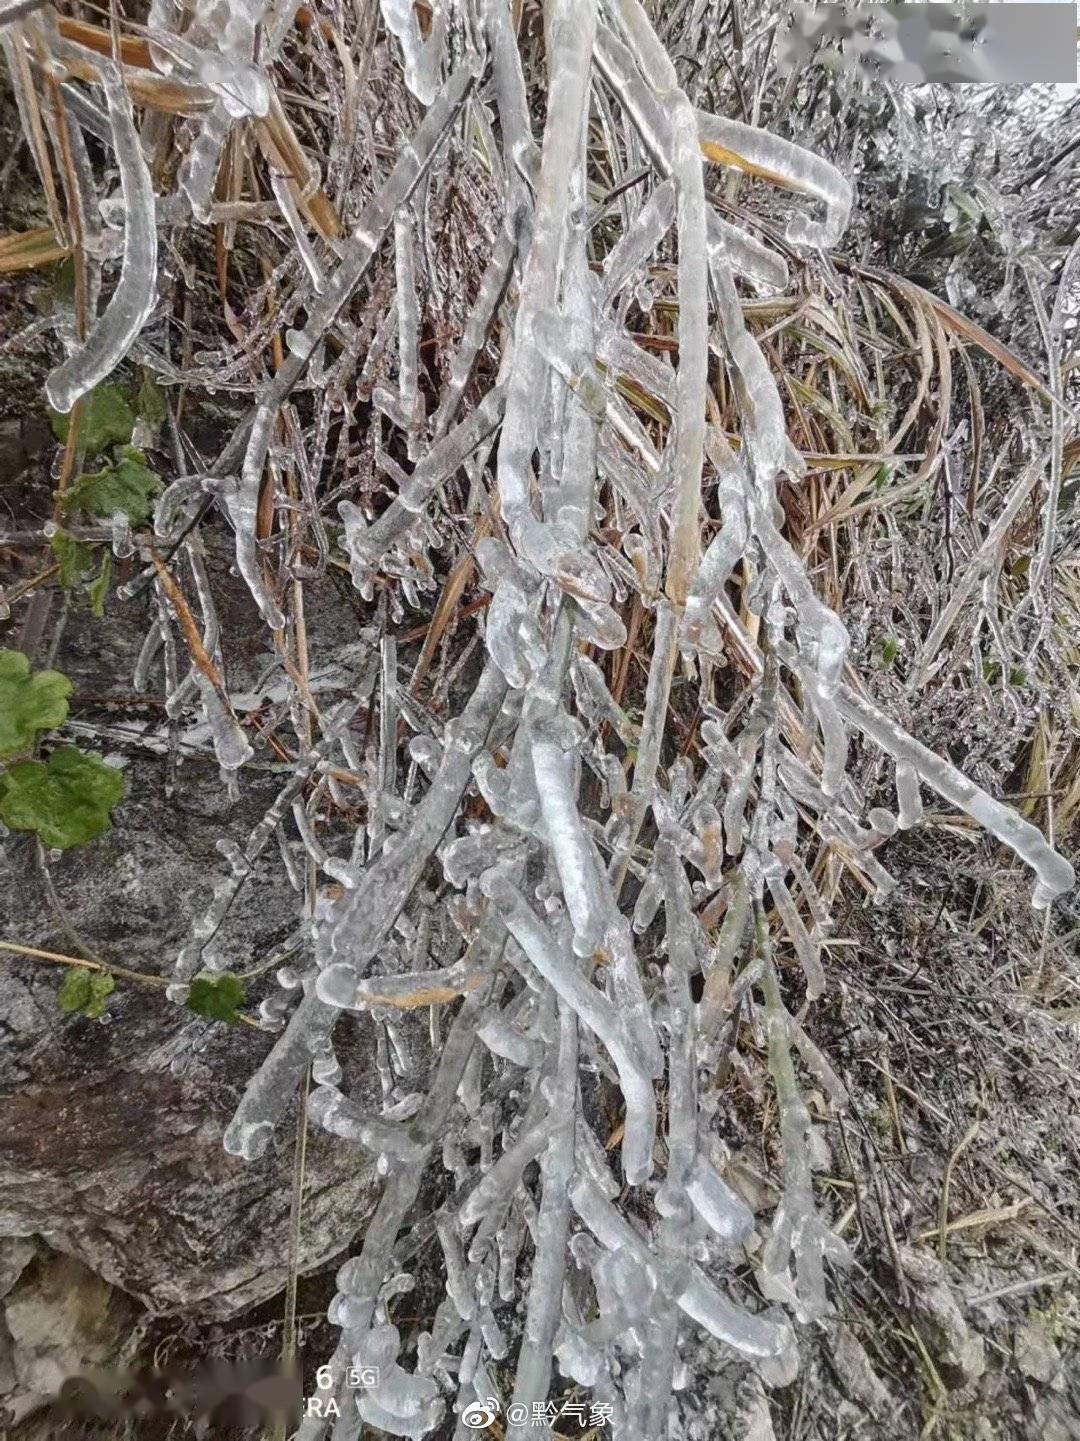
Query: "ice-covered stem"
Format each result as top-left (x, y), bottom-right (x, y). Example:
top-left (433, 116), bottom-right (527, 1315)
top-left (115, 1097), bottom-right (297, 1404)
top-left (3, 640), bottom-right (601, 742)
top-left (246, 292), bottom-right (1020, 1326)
top-left (532, 736), bottom-right (611, 958)
top-left (317, 661), bottom-right (507, 973)
top-left (694, 109), bottom-right (852, 248)
top-left (338, 385), bottom-right (507, 580)
top-left (230, 62), bottom-right (478, 627)
top-left (479, 871), bottom-right (659, 1185)
top-left (571, 1171), bottom-right (792, 1362)
top-left (175, 696), bottom-right (368, 980)
top-left (224, 986), bottom-right (336, 1161)
top-left (612, 2), bottom-right (707, 606)
top-left (609, 599), bottom-right (678, 891)
top-left (494, 0), bottom-right (597, 546)
top-left (595, 24), bottom-right (795, 482)
top-left (644, 841), bottom-right (701, 1438)
top-left (394, 210), bottom-right (420, 443)
top-left (431, 218), bottom-right (518, 439)
top-left (226, 656), bottom-right (502, 1162)
top-left (836, 682), bottom-right (1075, 907)
top-left (756, 903), bottom-right (848, 1321)
top-left (45, 56), bottom-right (157, 413)
top-left (295, 929), bottom-right (503, 1441)
top-left (506, 1001), bottom-right (578, 1441)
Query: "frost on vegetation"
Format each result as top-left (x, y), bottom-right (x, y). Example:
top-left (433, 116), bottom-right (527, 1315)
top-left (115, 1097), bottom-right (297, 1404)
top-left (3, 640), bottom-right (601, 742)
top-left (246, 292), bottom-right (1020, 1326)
top-left (6, 1), bottom-right (1075, 1437)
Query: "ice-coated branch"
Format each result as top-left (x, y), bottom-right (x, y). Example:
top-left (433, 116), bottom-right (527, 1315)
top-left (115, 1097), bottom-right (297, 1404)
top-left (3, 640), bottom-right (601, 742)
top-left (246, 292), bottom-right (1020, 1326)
top-left (837, 682), bottom-right (1075, 907)
top-left (31, 4), bottom-right (1066, 1435)
top-left (494, 0), bottom-right (597, 551)
top-left (230, 62), bottom-right (478, 627)
top-left (480, 870), bottom-right (658, 1185)
top-left (45, 58), bottom-right (158, 412)
top-left (506, 1001), bottom-right (578, 1440)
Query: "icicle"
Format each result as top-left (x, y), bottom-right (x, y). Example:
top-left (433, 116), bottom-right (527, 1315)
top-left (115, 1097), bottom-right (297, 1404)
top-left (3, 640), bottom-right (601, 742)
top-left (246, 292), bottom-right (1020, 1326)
top-left (109, 511), bottom-right (133, 559)
top-left (895, 762), bottom-right (923, 830)
top-left (685, 1157), bottom-right (753, 1243)
top-left (269, 168), bottom-right (327, 293)
top-left (695, 109), bottom-right (853, 248)
top-left (531, 734), bottom-right (611, 957)
top-left (394, 211), bottom-right (420, 442)
top-left (600, 177), bottom-right (676, 302)
top-left (839, 685), bottom-right (1074, 907)
top-left (179, 104), bottom-right (230, 223)
top-left (194, 671), bottom-right (254, 772)
top-left (480, 870), bottom-right (658, 1185)
top-left (309, 1085), bottom-right (425, 1164)
top-left (380, 0), bottom-right (447, 105)
top-left (494, 0), bottom-right (597, 552)
top-left (46, 61), bottom-right (157, 414)
top-left (338, 387), bottom-right (506, 580)
top-left (763, 853), bottom-right (826, 1001)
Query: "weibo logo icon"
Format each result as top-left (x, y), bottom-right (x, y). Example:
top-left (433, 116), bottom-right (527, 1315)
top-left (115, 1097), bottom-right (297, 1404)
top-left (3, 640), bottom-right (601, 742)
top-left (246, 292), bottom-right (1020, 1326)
top-left (461, 1396), bottom-right (499, 1429)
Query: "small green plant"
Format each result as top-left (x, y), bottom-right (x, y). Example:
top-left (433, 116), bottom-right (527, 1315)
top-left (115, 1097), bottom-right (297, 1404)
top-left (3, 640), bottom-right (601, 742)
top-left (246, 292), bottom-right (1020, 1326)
top-left (0, 650), bottom-right (125, 849)
top-left (0, 747), bottom-right (125, 849)
top-left (46, 376), bottom-right (165, 618)
top-left (57, 967), bottom-right (116, 1019)
top-left (63, 445), bottom-right (162, 526)
top-left (186, 971), bottom-right (248, 1024)
top-left (48, 380), bottom-right (134, 456)
top-left (0, 649), bottom-right (72, 756)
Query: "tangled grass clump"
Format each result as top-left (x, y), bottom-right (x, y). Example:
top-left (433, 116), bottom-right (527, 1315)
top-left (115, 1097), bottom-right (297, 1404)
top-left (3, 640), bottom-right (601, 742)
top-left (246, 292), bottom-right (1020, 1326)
top-left (1, 3), bottom-right (1078, 1437)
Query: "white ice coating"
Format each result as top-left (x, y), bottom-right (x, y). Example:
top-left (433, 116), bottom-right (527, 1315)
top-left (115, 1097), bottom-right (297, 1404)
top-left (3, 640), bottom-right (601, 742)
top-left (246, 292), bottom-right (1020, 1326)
top-left (115, 5), bottom-right (1076, 1437)
top-left (45, 63), bottom-right (158, 414)
top-left (839, 685), bottom-right (1074, 906)
top-left (531, 736), bottom-right (611, 957)
top-left (694, 109), bottom-right (853, 248)
top-left (381, 0), bottom-right (447, 105)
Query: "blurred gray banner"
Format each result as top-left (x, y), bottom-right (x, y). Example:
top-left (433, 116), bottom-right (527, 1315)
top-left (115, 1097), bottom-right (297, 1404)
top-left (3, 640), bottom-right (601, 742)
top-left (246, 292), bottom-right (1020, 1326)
top-left (779, 3), bottom-right (1078, 83)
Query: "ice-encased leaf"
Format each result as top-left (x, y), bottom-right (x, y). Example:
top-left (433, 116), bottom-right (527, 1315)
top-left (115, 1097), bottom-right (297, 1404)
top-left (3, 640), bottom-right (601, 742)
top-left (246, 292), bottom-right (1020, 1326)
top-left (696, 109), bottom-right (853, 248)
top-left (48, 380), bottom-right (134, 456)
top-left (63, 447), bottom-right (163, 525)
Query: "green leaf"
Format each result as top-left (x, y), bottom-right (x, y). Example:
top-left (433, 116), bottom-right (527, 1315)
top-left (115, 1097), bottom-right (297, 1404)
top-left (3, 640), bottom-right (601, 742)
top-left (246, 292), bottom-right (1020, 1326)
top-left (186, 971), bottom-right (247, 1024)
top-left (0, 649), bottom-right (72, 758)
top-left (0, 746), bottom-right (124, 848)
top-left (57, 967), bottom-right (115, 1018)
top-left (63, 446), bottom-right (163, 525)
top-left (87, 552), bottom-right (112, 618)
top-left (57, 968), bottom-right (92, 1013)
top-left (49, 528), bottom-right (93, 589)
top-left (48, 381), bottom-right (134, 457)
top-left (136, 371), bottom-right (167, 425)
top-left (880, 635), bottom-right (898, 669)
